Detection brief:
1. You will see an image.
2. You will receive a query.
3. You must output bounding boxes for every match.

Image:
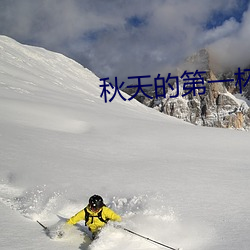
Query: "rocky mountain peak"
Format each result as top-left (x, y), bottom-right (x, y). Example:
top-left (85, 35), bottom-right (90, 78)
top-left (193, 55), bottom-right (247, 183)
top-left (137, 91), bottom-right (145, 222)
top-left (123, 48), bottom-right (250, 130)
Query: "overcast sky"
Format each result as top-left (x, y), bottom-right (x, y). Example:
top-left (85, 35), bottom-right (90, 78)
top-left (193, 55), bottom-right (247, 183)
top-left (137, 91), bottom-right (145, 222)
top-left (0, 0), bottom-right (249, 82)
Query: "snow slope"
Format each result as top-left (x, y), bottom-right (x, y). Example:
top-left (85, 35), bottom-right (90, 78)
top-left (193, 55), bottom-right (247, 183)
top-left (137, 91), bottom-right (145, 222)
top-left (0, 35), bottom-right (249, 250)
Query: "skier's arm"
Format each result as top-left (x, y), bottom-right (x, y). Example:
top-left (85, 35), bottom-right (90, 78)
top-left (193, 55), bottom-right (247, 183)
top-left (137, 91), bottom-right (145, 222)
top-left (67, 209), bottom-right (85, 225)
top-left (104, 207), bottom-right (122, 222)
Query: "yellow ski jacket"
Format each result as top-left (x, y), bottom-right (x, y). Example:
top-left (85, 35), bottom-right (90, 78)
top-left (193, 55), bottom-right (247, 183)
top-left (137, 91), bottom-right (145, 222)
top-left (67, 206), bottom-right (121, 233)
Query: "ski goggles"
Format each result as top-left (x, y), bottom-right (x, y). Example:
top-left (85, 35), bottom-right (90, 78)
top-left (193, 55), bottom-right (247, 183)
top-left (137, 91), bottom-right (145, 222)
top-left (89, 205), bottom-right (101, 212)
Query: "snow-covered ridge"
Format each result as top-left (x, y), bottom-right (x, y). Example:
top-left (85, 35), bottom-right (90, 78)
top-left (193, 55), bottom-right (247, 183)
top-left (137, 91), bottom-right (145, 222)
top-left (0, 35), bottom-right (99, 94)
top-left (0, 36), bottom-right (171, 133)
top-left (0, 35), bottom-right (97, 134)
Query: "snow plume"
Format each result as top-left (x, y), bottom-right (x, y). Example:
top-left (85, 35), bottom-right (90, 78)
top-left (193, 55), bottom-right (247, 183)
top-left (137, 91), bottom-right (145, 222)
top-left (0, 181), bottom-right (213, 250)
top-left (0, 181), bottom-right (64, 221)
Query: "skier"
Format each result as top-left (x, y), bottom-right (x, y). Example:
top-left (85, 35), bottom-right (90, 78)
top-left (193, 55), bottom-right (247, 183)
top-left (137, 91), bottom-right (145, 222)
top-left (66, 194), bottom-right (122, 239)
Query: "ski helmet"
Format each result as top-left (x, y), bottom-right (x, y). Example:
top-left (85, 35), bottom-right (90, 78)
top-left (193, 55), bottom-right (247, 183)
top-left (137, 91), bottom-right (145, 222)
top-left (89, 195), bottom-right (104, 210)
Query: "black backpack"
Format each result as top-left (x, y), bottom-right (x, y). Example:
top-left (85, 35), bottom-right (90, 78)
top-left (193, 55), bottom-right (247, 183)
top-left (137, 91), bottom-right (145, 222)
top-left (84, 206), bottom-right (109, 226)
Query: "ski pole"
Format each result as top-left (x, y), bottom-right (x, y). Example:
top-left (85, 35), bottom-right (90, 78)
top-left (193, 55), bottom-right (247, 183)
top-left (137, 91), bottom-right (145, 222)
top-left (37, 220), bottom-right (48, 231)
top-left (122, 227), bottom-right (180, 250)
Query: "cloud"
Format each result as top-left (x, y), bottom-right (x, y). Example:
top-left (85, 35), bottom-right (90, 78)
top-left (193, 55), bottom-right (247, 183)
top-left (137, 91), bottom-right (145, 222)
top-left (0, 0), bottom-right (248, 81)
top-left (201, 18), bottom-right (240, 45)
top-left (208, 3), bottom-right (250, 70)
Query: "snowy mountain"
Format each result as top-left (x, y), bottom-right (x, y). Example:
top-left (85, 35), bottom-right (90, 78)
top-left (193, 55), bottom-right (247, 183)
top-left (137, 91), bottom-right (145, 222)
top-left (0, 36), bottom-right (250, 250)
top-left (124, 49), bottom-right (250, 130)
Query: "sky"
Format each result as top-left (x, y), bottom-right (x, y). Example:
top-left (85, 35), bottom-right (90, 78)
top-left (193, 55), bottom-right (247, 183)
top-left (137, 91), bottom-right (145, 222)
top-left (0, 0), bottom-right (250, 83)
